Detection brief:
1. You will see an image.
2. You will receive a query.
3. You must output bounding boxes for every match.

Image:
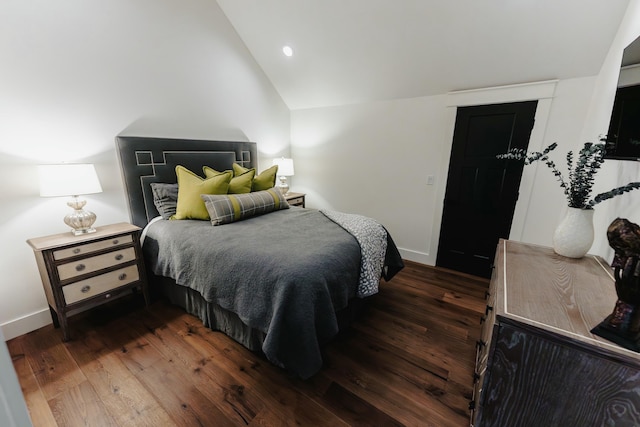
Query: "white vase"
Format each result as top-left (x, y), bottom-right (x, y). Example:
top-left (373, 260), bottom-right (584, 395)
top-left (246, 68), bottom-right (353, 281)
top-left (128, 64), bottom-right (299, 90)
top-left (552, 207), bottom-right (595, 258)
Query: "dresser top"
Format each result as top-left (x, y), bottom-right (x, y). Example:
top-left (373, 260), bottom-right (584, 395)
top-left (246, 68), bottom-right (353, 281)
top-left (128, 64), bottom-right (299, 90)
top-left (495, 239), bottom-right (639, 360)
top-left (26, 222), bottom-right (140, 251)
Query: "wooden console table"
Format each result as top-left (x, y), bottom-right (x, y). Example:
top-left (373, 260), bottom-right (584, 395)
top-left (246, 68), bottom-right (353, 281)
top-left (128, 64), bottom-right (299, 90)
top-left (471, 239), bottom-right (640, 426)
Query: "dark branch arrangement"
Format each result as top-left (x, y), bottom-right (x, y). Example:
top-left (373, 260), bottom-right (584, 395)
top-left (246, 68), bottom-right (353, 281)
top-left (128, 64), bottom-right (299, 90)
top-left (497, 140), bottom-right (640, 209)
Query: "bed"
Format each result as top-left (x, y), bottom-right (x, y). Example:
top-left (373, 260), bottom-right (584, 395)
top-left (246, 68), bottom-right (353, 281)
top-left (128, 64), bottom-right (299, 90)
top-left (115, 135), bottom-right (404, 379)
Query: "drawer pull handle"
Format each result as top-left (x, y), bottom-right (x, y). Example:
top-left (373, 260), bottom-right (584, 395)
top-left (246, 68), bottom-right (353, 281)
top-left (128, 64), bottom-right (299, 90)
top-left (485, 305), bottom-right (493, 315)
top-left (81, 285), bottom-right (91, 293)
top-left (105, 293), bottom-right (111, 299)
top-left (73, 248), bottom-right (81, 254)
top-left (115, 254), bottom-right (124, 261)
top-left (118, 273), bottom-right (127, 281)
top-left (76, 264), bottom-right (86, 272)
top-left (480, 315), bottom-right (486, 324)
top-left (112, 239), bottom-right (119, 245)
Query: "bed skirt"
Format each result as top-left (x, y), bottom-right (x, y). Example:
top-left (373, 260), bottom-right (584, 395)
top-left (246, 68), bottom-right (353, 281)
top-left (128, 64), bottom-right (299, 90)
top-left (151, 274), bottom-right (369, 361)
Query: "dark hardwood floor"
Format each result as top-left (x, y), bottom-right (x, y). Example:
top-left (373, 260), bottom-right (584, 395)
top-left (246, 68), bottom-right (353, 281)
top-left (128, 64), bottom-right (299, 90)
top-left (9, 260), bottom-right (489, 427)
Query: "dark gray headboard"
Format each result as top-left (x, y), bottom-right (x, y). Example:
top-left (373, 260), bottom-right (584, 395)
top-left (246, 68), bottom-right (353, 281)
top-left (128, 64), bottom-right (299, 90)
top-left (115, 136), bottom-right (258, 228)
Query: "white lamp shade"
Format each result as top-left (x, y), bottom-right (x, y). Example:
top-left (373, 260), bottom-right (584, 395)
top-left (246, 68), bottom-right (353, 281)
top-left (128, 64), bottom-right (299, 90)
top-left (272, 158), bottom-right (295, 176)
top-left (38, 164), bottom-right (103, 197)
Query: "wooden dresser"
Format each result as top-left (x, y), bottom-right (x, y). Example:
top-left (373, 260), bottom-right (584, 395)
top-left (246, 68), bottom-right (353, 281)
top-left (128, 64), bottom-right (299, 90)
top-left (471, 239), bottom-right (640, 427)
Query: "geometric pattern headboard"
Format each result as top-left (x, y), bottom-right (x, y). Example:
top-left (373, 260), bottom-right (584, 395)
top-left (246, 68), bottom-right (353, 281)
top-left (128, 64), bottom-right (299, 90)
top-left (115, 136), bottom-right (258, 228)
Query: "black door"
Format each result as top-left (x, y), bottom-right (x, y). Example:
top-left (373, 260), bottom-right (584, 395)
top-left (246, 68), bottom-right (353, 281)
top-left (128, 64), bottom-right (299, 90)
top-left (436, 101), bottom-right (537, 278)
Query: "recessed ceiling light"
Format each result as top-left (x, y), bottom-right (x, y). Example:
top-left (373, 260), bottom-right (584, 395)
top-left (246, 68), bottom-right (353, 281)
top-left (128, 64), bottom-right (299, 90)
top-left (282, 45), bottom-right (293, 57)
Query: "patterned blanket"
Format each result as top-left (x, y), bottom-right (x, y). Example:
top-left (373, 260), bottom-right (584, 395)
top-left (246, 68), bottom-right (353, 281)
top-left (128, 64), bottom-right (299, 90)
top-left (320, 210), bottom-right (388, 297)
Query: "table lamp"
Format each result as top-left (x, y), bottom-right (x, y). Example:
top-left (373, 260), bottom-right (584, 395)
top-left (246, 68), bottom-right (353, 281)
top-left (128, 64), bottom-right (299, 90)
top-left (38, 164), bottom-right (103, 235)
top-left (272, 157), bottom-right (294, 195)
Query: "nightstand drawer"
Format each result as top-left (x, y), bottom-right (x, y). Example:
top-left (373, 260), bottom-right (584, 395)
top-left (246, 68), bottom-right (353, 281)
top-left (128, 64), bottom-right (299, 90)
top-left (57, 247), bottom-right (137, 281)
top-left (53, 234), bottom-right (133, 260)
top-left (63, 264), bottom-right (140, 304)
top-left (287, 196), bottom-right (304, 206)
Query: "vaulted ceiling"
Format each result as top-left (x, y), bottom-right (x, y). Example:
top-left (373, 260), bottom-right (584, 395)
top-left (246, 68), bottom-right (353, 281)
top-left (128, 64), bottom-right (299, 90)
top-left (217, 1), bottom-right (630, 110)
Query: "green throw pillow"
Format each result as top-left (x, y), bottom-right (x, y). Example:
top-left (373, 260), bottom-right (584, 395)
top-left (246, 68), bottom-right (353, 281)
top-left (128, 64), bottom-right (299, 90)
top-left (201, 188), bottom-right (289, 225)
top-left (172, 166), bottom-right (232, 220)
top-left (232, 163), bottom-right (278, 191)
top-left (203, 166), bottom-right (255, 194)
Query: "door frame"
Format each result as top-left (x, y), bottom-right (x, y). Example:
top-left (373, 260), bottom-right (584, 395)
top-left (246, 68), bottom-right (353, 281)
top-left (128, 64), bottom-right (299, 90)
top-left (428, 80), bottom-right (558, 266)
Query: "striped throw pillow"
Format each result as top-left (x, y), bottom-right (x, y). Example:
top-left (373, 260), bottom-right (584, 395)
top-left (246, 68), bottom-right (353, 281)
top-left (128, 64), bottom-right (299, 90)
top-left (201, 188), bottom-right (289, 225)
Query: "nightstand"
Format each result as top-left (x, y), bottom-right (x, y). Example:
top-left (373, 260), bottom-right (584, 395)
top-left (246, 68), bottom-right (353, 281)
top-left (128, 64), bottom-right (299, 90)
top-left (285, 192), bottom-right (306, 207)
top-left (26, 223), bottom-right (149, 341)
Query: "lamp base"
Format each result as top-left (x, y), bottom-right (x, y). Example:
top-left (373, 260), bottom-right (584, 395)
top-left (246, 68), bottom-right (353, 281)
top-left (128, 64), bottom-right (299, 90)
top-left (68, 226), bottom-right (97, 236)
top-left (277, 176), bottom-right (290, 195)
top-left (65, 196), bottom-right (97, 235)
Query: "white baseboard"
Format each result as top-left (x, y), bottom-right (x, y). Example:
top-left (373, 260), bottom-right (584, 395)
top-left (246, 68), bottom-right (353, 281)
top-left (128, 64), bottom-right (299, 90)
top-left (1, 309), bottom-right (52, 341)
top-left (397, 247), bottom-right (433, 266)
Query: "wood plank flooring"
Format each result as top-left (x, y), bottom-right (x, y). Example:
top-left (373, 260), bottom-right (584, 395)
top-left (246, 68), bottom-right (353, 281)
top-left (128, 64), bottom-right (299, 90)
top-left (9, 261), bottom-right (489, 427)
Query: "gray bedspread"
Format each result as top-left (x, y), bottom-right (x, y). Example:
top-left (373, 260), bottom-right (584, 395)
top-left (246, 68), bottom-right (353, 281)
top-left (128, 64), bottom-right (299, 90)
top-left (142, 207), bottom-right (403, 379)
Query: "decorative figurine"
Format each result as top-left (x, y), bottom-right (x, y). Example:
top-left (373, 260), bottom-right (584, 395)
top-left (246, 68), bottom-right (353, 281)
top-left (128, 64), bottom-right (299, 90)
top-left (591, 218), bottom-right (640, 351)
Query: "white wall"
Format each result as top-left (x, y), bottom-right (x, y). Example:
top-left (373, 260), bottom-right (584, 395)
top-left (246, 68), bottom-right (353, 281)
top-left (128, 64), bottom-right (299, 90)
top-left (517, 77), bottom-right (600, 247)
top-left (0, 0), bottom-right (290, 339)
top-left (291, 95), bottom-right (449, 264)
top-left (292, 37), bottom-right (640, 267)
top-left (291, 77), bottom-right (602, 265)
top-left (582, 0), bottom-right (640, 259)
top-left (290, 2), bottom-right (640, 268)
